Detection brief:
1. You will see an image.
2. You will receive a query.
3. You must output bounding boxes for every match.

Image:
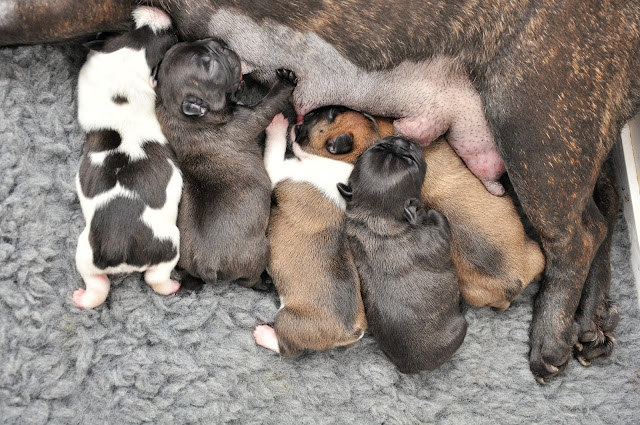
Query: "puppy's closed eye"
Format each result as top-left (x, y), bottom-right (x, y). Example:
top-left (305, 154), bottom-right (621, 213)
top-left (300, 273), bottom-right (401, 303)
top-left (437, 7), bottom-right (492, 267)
top-left (182, 95), bottom-right (209, 117)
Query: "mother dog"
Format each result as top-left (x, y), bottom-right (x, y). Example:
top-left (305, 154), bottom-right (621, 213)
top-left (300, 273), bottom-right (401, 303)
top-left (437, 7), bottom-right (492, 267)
top-left (2, 0), bottom-right (639, 382)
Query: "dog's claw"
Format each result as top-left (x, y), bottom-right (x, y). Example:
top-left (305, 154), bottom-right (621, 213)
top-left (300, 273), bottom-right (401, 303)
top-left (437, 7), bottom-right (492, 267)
top-left (576, 355), bottom-right (591, 367)
top-left (276, 68), bottom-right (298, 86)
top-left (574, 299), bottom-right (619, 365)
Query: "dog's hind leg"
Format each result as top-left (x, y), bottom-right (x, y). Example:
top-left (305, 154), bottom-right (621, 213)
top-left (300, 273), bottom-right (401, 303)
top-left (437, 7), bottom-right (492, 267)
top-left (144, 261), bottom-right (181, 295)
top-left (503, 143), bottom-right (608, 384)
top-left (480, 2), bottom-right (639, 382)
top-left (73, 274), bottom-right (111, 309)
top-left (574, 156), bottom-right (620, 366)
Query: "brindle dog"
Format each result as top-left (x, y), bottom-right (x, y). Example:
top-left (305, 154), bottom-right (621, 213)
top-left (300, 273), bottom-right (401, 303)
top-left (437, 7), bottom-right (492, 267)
top-left (1, 0), bottom-right (638, 382)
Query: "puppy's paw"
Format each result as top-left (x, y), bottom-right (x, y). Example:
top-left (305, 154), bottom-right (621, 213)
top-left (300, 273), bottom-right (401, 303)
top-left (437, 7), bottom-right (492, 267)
top-left (426, 209), bottom-right (447, 227)
top-left (150, 279), bottom-right (181, 295)
top-left (266, 113), bottom-right (290, 135)
top-left (72, 288), bottom-right (103, 310)
top-left (72, 288), bottom-right (88, 309)
top-left (253, 324), bottom-right (280, 353)
top-left (276, 68), bottom-right (298, 86)
top-left (574, 299), bottom-right (619, 365)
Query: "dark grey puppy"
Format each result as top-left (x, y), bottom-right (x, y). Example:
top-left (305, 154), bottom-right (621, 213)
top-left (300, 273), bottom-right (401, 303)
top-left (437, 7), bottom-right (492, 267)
top-left (338, 136), bottom-right (467, 374)
top-left (155, 38), bottom-right (297, 289)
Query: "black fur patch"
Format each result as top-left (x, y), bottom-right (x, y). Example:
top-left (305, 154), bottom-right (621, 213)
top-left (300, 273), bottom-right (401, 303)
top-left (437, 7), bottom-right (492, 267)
top-left (456, 227), bottom-right (504, 278)
top-left (116, 142), bottom-right (175, 208)
top-left (327, 235), bottom-right (359, 329)
top-left (504, 280), bottom-right (524, 301)
top-left (89, 197), bottom-right (177, 269)
top-left (102, 25), bottom-right (177, 69)
top-left (79, 137), bottom-right (174, 208)
top-left (112, 94), bottom-right (129, 104)
top-left (84, 129), bottom-right (122, 152)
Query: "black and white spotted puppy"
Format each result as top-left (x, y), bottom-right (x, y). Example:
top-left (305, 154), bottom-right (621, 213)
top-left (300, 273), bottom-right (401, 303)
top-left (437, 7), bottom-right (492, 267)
top-left (73, 7), bottom-right (181, 309)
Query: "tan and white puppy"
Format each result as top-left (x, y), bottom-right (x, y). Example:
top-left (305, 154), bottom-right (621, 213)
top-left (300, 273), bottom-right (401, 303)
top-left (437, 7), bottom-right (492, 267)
top-left (296, 106), bottom-right (545, 311)
top-left (253, 113), bottom-right (367, 356)
top-left (74, 7), bottom-right (181, 309)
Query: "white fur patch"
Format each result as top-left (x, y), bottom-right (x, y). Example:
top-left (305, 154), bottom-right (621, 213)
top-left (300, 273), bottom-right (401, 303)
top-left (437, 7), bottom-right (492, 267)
top-left (132, 6), bottom-right (172, 33)
top-left (263, 117), bottom-right (353, 210)
top-left (77, 47), bottom-right (164, 142)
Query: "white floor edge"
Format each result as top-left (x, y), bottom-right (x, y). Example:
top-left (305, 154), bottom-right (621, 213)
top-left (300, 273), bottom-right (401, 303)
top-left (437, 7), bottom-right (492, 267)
top-left (614, 116), bottom-right (640, 305)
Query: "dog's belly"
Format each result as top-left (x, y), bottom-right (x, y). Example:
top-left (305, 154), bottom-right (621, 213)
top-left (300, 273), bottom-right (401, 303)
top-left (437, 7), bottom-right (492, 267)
top-left (201, 9), bottom-right (505, 194)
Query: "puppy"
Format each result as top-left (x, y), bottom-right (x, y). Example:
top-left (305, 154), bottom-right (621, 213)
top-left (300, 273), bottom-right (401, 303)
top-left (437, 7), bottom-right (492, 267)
top-left (297, 106), bottom-right (545, 311)
top-left (253, 113), bottom-right (366, 356)
top-left (155, 39), bottom-right (297, 288)
top-left (338, 136), bottom-right (467, 373)
top-left (73, 7), bottom-right (181, 309)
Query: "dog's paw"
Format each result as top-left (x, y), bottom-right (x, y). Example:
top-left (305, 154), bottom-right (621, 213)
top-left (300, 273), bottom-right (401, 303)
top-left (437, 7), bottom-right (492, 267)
top-left (150, 279), bottom-right (181, 295)
top-left (72, 288), bottom-right (103, 310)
top-left (276, 68), bottom-right (298, 86)
top-left (72, 288), bottom-right (88, 309)
top-left (574, 299), bottom-right (619, 365)
top-left (266, 113), bottom-right (290, 135)
top-left (253, 324), bottom-right (280, 353)
top-left (529, 313), bottom-right (579, 384)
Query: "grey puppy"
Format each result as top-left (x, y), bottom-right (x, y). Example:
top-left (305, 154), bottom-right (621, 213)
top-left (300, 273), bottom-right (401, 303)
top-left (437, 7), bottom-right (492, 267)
top-left (155, 38), bottom-right (297, 288)
top-left (338, 136), bottom-right (467, 374)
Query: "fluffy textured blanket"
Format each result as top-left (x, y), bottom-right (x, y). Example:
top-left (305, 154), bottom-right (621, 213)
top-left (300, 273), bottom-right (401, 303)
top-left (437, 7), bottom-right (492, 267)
top-left (1, 43), bottom-right (639, 424)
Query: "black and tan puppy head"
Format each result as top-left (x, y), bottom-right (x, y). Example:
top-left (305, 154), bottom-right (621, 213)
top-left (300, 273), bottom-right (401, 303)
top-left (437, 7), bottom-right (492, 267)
top-left (156, 38), bottom-right (242, 125)
top-left (339, 136), bottom-right (426, 222)
top-left (295, 106), bottom-right (395, 163)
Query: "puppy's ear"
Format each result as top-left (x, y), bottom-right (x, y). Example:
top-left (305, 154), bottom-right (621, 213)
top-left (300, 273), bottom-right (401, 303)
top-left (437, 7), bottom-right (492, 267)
top-left (327, 134), bottom-right (354, 155)
top-left (337, 183), bottom-right (353, 201)
top-left (403, 198), bottom-right (422, 225)
top-left (83, 39), bottom-right (106, 51)
top-left (182, 95), bottom-right (209, 117)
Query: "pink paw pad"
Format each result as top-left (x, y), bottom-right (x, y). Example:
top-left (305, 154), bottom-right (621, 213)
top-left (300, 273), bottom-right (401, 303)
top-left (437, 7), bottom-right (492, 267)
top-left (253, 324), bottom-right (280, 353)
top-left (72, 288), bottom-right (87, 308)
top-left (72, 288), bottom-right (104, 309)
top-left (151, 279), bottom-right (181, 295)
top-left (266, 114), bottom-right (289, 133)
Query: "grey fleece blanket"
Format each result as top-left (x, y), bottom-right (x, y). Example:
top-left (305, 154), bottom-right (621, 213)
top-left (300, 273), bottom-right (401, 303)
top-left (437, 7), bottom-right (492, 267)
top-left (1, 43), bottom-right (639, 425)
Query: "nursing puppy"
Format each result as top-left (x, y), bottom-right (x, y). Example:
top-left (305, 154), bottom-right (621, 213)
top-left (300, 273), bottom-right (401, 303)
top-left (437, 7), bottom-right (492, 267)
top-left (296, 106), bottom-right (545, 311)
top-left (253, 114), bottom-right (366, 356)
top-left (74, 7), bottom-right (181, 309)
top-left (339, 136), bottom-right (467, 373)
top-left (155, 39), bottom-right (297, 288)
